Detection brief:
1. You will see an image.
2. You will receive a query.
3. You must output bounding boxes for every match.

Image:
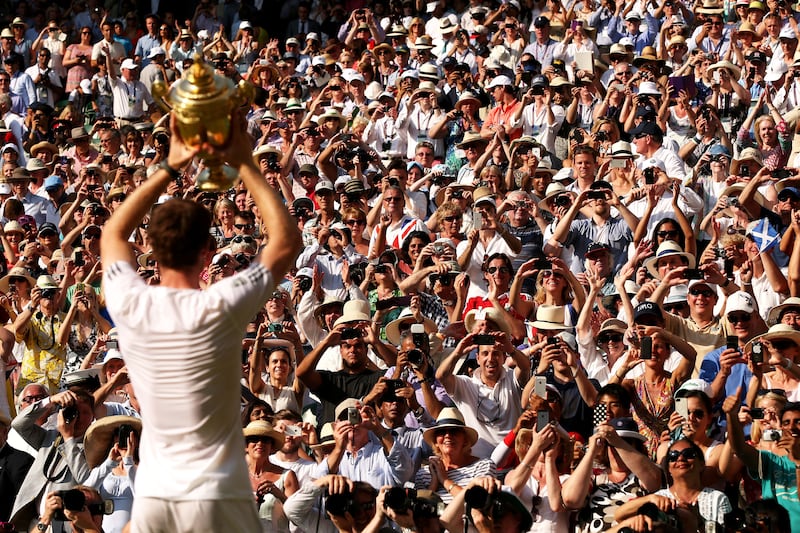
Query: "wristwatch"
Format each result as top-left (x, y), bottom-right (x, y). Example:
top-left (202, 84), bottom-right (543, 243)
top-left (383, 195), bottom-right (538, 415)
top-left (158, 160), bottom-right (181, 180)
top-left (36, 523), bottom-right (48, 531)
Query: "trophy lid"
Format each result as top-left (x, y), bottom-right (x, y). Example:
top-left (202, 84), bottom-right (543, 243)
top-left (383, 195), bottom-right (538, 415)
top-left (170, 53), bottom-right (234, 103)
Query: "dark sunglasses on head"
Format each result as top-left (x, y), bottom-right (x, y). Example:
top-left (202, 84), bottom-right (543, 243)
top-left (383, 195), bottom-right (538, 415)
top-left (667, 447), bottom-right (700, 462)
top-left (442, 215), bottom-right (460, 222)
top-left (756, 388), bottom-right (786, 397)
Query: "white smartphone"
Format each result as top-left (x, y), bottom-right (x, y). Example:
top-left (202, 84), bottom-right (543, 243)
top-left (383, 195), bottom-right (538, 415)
top-left (675, 397), bottom-right (689, 419)
top-left (534, 376), bottom-right (547, 398)
top-left (609, 158), bottom-right (626, 169)
top-left (471, 210), bottom-right (483, 232)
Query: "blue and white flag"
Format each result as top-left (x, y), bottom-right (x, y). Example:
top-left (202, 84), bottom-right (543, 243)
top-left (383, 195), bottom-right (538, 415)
top-left (749, 218), bottom-right (779, 253)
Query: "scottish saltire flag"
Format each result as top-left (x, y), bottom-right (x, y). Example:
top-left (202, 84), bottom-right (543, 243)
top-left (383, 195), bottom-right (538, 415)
top-left (749, 218), bottom-right (779, 253)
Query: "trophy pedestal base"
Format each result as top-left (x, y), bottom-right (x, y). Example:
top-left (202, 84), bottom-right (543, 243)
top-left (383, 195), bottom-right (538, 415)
top-left (196, 164), bottom-right (240, 191)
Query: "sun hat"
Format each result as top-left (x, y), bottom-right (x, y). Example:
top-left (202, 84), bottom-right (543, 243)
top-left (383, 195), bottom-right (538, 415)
top-left (243, 420), bottom-right (285, 449)
top-left (422, 407), bottom-right (479, 447)
top-left (745, 323), bottom-right (800, 353)
top-left (332, 300), bottom-right (372, 327)
top-left (463, 307), bottom-right (513, 335)
top-left (531, 305), bottom-right (568, 331)
top-left (644, 241), bottom-right (696, 278)
top-left (83, 415), bottom-right (142, 468)
top-left (456, 131), bottom-right (488, 149)
top-left (767, 296), bottom-right (800, 326)
top-left (537, 183), bottom-right (575, 213)
top-left (310, 422), bottom-right (335, 450)
top-left (384, 307), bottom-right (437, 346)
top-left (0, 266), bottom-right (35, 292)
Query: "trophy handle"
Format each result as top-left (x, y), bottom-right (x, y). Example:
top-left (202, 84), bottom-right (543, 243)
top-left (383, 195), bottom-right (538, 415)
top-left (151, 80), bottom-right (172, 113)
top-left (234, 80), bottom-right (256, 109)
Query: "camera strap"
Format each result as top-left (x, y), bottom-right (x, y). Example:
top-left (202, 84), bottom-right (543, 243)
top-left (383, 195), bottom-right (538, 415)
top-left (42, 434), bottom-right (66, 483)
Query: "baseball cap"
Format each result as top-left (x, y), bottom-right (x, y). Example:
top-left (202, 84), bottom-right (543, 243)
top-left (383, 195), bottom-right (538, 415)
top-left (726, 291), bottom-right (755, 314)
top-left (634, 301), bottom-right (662, 321)
top-left (315, 180), bottom-right (334, 193)
top-left (533, 16), bottom-right (550, 28)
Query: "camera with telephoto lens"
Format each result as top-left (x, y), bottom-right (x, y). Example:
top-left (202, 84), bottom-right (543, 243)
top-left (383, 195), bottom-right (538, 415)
top-left (407, 348), bottom-right (426, 368)
top-left (595, 131), bottom-right (607, 142)
top-left (350, 148), bottom-right (373, 163)
top-left (385, 487), bottom-right (417, 513)
top-left (52, 489), bottom-right (86, 521)
top-left (554, 194), bottom-right (571, 208)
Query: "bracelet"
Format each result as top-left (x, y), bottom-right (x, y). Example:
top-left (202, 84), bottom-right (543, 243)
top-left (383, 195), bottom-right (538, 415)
top-left (692, 136), bottom-right (702, 144)
top-left (159, 160), bottom-right (181, 180)
top-left (519, 461), bottom-right (533, 470)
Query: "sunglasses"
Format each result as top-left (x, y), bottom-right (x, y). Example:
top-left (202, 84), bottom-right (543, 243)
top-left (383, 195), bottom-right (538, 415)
top-left (84, 233), bottom-right (101, 239)
top-left (329, 85), bottom-right (342, 91)
top-left (245, 436), bottom-right (271, 444)
top-left (756, 388), bottom-right (786, 397)
top-left (727, 313), bottom-right (751, 323)
top-left (667, 447), bottom-right (700, 462)
top-left (344, 219), bottom-right (365, 226)
top-left (689, 288), bottom-right (714, 297)
top-left (486, 266), bottom-right (510, 274)
top-left (657, 230), bottom-right (679, 239)
top-left (384, 196), bottom-right (402, 202)
top-left (664, 302), bottom-right (688, 313)
top-left (442, 215), bottom-right (460, 222)
top-left (727, 227), bottom-right (746, 236)
top-left (234, 224), bottom-right (254, 230)
top-left (330, 230), bottom-right (343, 240)
top-left (598, 333), bottom-right (623, 343)
top-left (430, 274), bottom-right (453, 285)
top-left (772, 339), bottom-right (797, 350)
top-left (540, 270), bottom-right (563, 279)
top-left (22, 393), bottom-right (47, 403)
top-left (232, 235), bottom-right (255, 245)
top-left (686, 409), bottom-right (706, 418)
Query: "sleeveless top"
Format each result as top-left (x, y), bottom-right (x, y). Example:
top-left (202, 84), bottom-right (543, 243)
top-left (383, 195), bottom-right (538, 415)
top-left (257, 470), bottom-right (289, 533)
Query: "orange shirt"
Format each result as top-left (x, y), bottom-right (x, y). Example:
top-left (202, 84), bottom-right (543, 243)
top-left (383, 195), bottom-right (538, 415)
top-left (483, 99), bottom-right (523, 140)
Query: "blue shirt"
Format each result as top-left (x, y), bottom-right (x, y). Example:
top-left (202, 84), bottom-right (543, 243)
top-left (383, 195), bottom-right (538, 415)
top-left (699, 346), bottom-right (753, 431)
top-left (135, 34), bottom-right (161, 67)
top-left (756, 451), bottom-right (800, 533)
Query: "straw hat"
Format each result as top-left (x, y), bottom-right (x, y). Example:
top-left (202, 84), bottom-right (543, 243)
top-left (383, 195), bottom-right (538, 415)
top-left (83, 415), bottom-right (142, 468)
top-left (537, 182), bottom-right (576, 213)
top-left (463, 307), bottom-right (513, 335)
top-left (332, 300), bottom-right (372, 327)
top-left (310, 422), bottom-right (335, 450)
top-left (456, 131), bottom-right (488, 149)
top-left (243, 420), bottom-right (285, 449)
top-left (454, 91), bottom-right (481, 110)
top-left (767, 297), bottom-right (800, 326)
top-left (745, 324), bottom-right (800, 354)
top-left (384, 307), bottom-right (437, 346)
top-left (0, 266), bottom-right (35, 293)
top-left (422, 407), bottom-right (478, 447)
top-left (715, 182), bottom-right (766, 218)
top-left (633, 46), bottom-right (663, 67)
top-left (530, 305), bottom-right (569, 331)
top-left (644, 241), bottom-right (696, 278)
top-left (312, 295), bottom-right (344, 323)
top-left (708, 60), bottom-right (741, 81)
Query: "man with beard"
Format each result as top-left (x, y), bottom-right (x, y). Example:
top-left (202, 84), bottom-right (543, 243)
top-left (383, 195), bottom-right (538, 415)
top-left (270, 409), bottom-right (320, 486)
top-left (297, 317), bottom-right (394, 425)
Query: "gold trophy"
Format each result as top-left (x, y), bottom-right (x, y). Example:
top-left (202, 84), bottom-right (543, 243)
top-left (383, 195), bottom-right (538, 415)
top-left (151, 54), bottom-right (255, 191)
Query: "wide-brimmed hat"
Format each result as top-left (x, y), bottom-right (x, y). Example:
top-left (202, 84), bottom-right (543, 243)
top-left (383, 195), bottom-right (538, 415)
top-left (7, 167), bottom-right (30, 182)
top-left (36, 275), bottom-right (58, 289)
top-left (243, 420), bottom-right (285, 449)
top-left (644, 241), bottom-right (696, 278)
top-left (697, 0), bottom-right (724, 14)
top-left (633, 46), bottom-right (663, 67)
top-left (457, 131), bottom-right (488, 149)
top-left (730, 147), bottom-right (764, 176)
top-left (464, 307), bottom-right (513, 335)
top-left (386, 24), bottom-right (407, 38)
top-left (549, 76), bottom-right (573, 89)
top-left (422, 407), bottom-right (479, 447)
top-left (531, 304), bottom-right (568, 331)
top-left (435, 183), bottom-right (474, 206)
top-left (716, 183), bottom-right (766, 218)
top-left (250, 62), bottom-right (280, 85)
top-left (313, 295), bottom-right (344, 323)
top-left (318, 108), bottom-right (346, 128)
top-left (69, 127), bottom-right (89, 142)
top-left (310, 422), bottom-right (335, 450)
top-left (708, 60), bottom-right (741, 81)
top-left (84, 415), bottom-right (142, 468)
top-left (384, 307), bottom-right (437, 345)
top-left (455, 91), bottom-right (481, 110)
top-left (746, 323), bottom-right (800, 354)
top-left (373, 42), bottom-right (395, 59)
top-left (0, 266), bottom-right (35, 292)
top-left (332, 300), bottom-right (371, 327)
top-left (30, 141), bottom-right (58, 157)
top-left (598, 318), bottom-right (628, 338)
top-left (767, 296), bottom-right (800, 326)
top-left (537, 182), bottom-right (576, 213)
top-left (471, 186), bottom-right (496, 208)
top-left (413, 36), bottom-right (434, 50)
top-left (609, 141), bottom-right (638, 159)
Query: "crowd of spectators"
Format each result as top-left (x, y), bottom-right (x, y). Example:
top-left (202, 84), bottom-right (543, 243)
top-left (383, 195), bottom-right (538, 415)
top-left (0, 0), bottom-right (799, 531)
